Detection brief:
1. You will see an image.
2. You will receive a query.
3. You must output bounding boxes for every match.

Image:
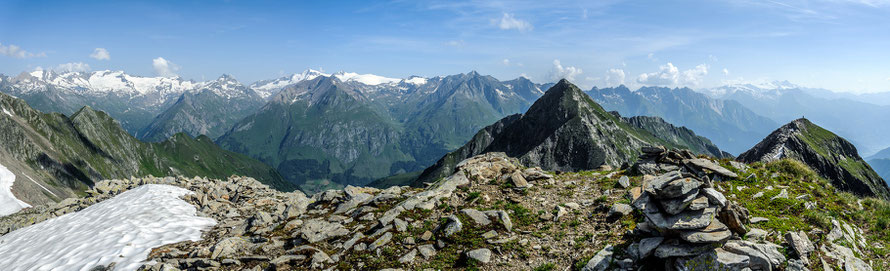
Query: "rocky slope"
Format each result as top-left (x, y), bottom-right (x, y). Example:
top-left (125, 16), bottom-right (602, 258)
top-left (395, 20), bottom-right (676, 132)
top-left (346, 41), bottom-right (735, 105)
top-left (2, 147), bottom-right (886, 270)
top-left (586, 85), bottom-right (777, 155)
top-left (738, 118), bottom-right (890, 199)
top-left (412, 80), bottom-right (725, 186)
top-left (0, 91), bottom-right (293, 207)
top-left (138, 75), bottom-right (266, 142)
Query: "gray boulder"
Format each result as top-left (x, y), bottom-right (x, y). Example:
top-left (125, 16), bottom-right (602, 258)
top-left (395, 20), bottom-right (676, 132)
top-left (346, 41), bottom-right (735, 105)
top-left (582, 245), bottom-right (613, 271)
top-left (466, 248), bottom-right (492, 264)
top-left (299, 219), bottom-right (349, 243)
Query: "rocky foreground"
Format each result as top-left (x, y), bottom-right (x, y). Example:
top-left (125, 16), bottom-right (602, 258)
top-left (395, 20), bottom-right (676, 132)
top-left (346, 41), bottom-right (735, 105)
top-left (1, 149), bottom-right (886, 270)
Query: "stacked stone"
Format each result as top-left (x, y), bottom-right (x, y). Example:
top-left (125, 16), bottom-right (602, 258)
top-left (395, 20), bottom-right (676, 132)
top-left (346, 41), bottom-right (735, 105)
top-left (624, 147), bottom-right (795, 271)
top-left (630, 170), bottom-right (734, 260)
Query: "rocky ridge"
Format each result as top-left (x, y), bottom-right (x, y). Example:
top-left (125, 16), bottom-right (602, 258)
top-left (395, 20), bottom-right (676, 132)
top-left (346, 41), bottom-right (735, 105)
top-left (1, 148), bottom-right (885, 270)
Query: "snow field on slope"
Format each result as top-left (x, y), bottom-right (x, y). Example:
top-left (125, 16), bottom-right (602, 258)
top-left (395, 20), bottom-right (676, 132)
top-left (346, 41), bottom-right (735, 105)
top-left (0, 162), bottom-right (31, 216)
top-left (0, 184), bottom-right (216, 271)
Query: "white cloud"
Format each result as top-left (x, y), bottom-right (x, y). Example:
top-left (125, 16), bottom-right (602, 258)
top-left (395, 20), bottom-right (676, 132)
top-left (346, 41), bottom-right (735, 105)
top-left (682, 64), bottom-right (709, 86)
top-left (492, 13), bottom-right (533, 32)
top-left (647, 53), bottom-right (657, 61)
top-left (152, 57), bottom-right (180, 77)
top-left (549, 59), bottom-right (583, 82)
top-left (90, 48), bottom-right (110, 60)
top-left (636, 62), bottom-right (709, 87)
top-left (0, 42), bottom-right (46, 58)
top-left (708, 54), bottom-right (718, 62)
top-left (605, 68), bottom-right (626, 87)
top-left (54, 62), bottom-right (91, 73)
top-left (502, 58), bottom-right (511, 66)
top-left (723, 68), bottom-right (730, 76)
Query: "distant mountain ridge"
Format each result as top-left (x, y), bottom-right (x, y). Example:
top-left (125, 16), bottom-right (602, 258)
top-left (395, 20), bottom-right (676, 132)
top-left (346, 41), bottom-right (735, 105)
top-left (738, 118), bottom-right (890, 199)
top-left (585, 85), bottom-right (777, 155)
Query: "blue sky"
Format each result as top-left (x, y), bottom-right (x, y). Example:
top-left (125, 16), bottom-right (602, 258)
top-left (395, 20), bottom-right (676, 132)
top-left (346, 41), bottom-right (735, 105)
top-left (1, 0), bottom-right (889, 92)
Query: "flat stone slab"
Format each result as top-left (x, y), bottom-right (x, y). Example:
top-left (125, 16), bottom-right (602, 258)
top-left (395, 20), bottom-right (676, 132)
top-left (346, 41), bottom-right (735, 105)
top-left (684, 158), bottom-right (739, 178)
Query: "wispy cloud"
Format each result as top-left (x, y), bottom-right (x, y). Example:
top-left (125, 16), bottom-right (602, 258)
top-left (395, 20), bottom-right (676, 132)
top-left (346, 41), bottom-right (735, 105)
top-left (0, 42), bottom-right (46, 59)
top-left (492, 13), bottom-right (533, 32)
top-left (605, 68), bottom-right (626, 86)
top-left (445, 40), bottom-right (466, 47)
top-left (637, 63), bottom-right (709, 87)
top-left (54, 62), bottom-right (91, 73)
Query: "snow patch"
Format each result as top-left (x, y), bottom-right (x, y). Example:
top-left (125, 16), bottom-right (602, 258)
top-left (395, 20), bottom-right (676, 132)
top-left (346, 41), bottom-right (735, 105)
top-left (0, 184), bottom-right (216, 271)
top-left (2, 107), bottom-right (12, 117)
top-left (0, 163), bottom-right (30, 216)
top-left (404, 76), bottom-right (428, 86)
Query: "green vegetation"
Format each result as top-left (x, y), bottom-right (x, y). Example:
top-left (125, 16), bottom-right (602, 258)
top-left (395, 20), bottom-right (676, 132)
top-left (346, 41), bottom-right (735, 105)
top-left (534, 262), bottom-right (556, 271)
top-left (490, 200), bottom-right (536, 228)
top-left (720, 158), bottom-right (890, 267)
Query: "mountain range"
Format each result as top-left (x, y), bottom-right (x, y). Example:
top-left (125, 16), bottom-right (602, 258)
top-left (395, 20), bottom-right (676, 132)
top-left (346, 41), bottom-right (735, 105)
top-left (5, 68), bottom-right (890, 192)
top-left (216, 71), bottom-right (544, 192)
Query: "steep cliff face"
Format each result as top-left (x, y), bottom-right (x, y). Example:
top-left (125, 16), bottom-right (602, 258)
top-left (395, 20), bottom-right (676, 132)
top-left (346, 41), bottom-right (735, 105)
top-left (738, 118), bottom-right (890, 199)
top-left (0, 92), bottom-right (293, 206)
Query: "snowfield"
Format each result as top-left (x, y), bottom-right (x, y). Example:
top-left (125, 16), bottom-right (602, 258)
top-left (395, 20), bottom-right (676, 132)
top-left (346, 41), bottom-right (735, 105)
top-left (0, 163), bottom-right (31, 216)
top-left (0, 184), bottom-right (216, 271)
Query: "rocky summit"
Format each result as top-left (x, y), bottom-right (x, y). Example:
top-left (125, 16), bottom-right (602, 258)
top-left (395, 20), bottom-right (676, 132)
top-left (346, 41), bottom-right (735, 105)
top-left (738, 118), bottom-right (890, 199)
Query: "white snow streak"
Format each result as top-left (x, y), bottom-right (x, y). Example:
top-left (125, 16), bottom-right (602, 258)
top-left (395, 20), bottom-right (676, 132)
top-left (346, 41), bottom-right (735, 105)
top-left (0, 184), bottom-right (216, 271)
top-left (24, 174), bottom-right (56, 198)
top-left (0, 163), bottom-right (31, 216)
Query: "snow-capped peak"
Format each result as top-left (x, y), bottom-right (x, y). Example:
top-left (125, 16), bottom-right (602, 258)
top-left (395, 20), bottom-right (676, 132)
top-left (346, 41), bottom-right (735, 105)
top-left (249, 69), bottom-right (331, 99)
top-left (700, 80), bottom-right (802, 99)
top-left (333, 71), bottom-right (400, 86)
top-left (746, 80), bottom-right (800, 90)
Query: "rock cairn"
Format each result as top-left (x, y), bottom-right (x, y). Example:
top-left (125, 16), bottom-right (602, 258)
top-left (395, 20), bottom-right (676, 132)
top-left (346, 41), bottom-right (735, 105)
top-left (623, 146), bottom-right (788, 270)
